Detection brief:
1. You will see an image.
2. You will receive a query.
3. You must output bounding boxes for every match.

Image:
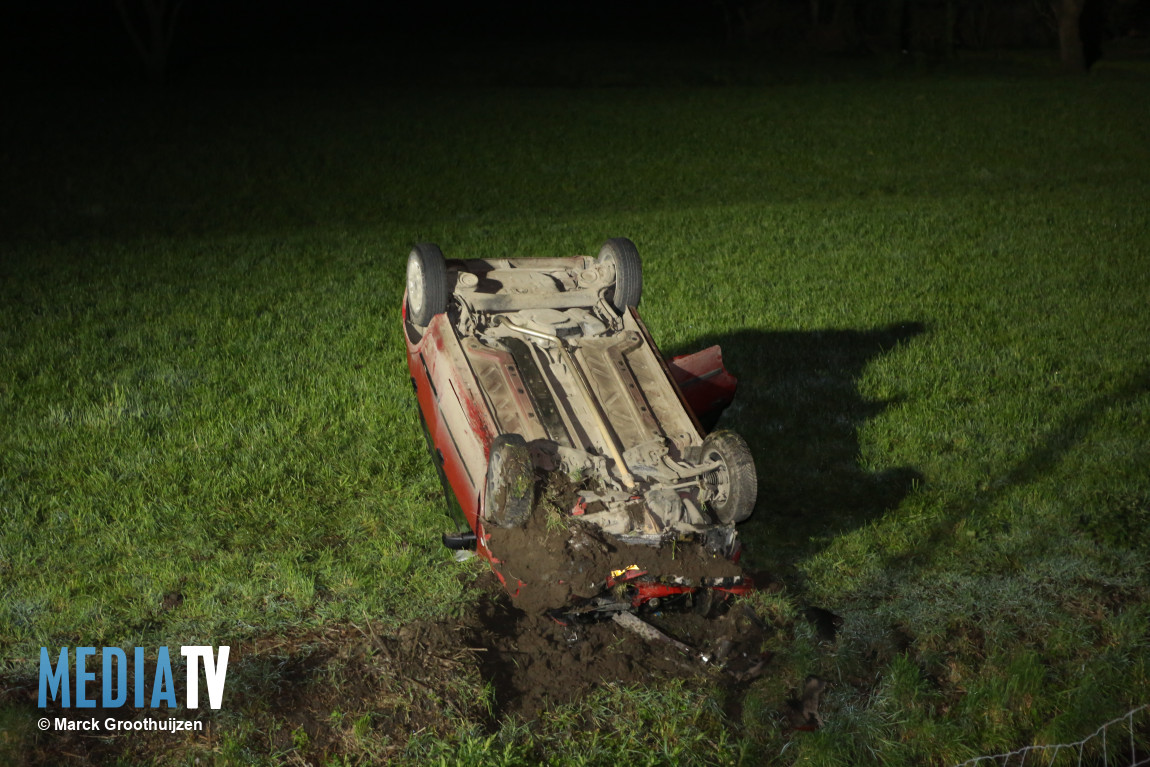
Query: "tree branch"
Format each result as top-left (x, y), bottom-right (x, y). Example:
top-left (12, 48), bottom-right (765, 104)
top-left (114, 0), bottom-right (151, 66)
top-left (166, 0), bottom-right (186, 45)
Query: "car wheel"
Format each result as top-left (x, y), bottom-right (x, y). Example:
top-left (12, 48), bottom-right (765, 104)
top-left (484, 434), bottom-right (535, 528)
top-left (700, 430), bottom-right (757, 525)
top-left (406, 243), bottom-right (447, 326)
top-left (597, 237), bottom-right (642, 312)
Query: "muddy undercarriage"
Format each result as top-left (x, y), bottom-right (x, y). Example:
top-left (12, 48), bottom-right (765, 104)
top-left (404, 239), bottom-right (758, 616)
top-left (453, 259), bottom-right (754, 543)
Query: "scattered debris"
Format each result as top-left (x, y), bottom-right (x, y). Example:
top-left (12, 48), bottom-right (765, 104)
top-left (787, 675), bottom-right (828, 730)
top-left (612, 611), bottom-right (701, 661)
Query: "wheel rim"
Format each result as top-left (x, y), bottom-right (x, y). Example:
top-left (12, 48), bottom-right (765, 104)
top-left (601, 252), bottom-right (618, 280)
top-left (406, 254), bottom-right (425, 318)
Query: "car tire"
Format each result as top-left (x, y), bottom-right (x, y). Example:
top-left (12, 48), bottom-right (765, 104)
top-left (406, 243), bottom-right (448, 327)
top-left (484, 434), bottom-right (535, 528)
top-left (700, 430), bottom-right (757, 525)
top-left (597, 237), bottom-right (642, 312)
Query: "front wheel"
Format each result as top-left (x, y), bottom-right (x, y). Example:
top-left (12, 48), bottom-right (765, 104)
top-left (700, 430), bottom-right (757, 525)
top-left (597, 237), bottom-right (642, 313)
top-left (483, 434), bottom-right (535, 528)
top-left (406, 243), bottom-right (447, 327)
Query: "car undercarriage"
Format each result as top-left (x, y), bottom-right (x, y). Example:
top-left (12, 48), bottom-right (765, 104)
top-left (403, 238), bottom-right (758, 618)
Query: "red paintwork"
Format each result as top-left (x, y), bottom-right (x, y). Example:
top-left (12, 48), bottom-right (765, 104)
top-left (713, 580), bottom-right (755, 598)
top-left (605, 568), bottom-right (650, 589)
top-left (460, 388), bottom-right (495, 461)
top-left (405, 289), bottom-right (744, 604)
top-left (630, 582), bottom-right (694, 606)
top-left (406, 304), bottom-right (494, 560)
top-left (629, 577), bottom-right (754, 609)
top-left (667, 346), bottom-right (738, 427)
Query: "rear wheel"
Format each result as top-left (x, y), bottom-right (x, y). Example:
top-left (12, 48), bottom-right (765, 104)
top-left (406, 243), bottom-right (447, 326)
top-left (483, 434), bottom-right (535, 528)
top-left (597, 237), bottom-right (642, 312)
top-left (700, 430), bottom-right (757, 525)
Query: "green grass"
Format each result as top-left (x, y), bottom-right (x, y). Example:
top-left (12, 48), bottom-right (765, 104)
top-left (2, 57), bottom-right (1150, 764)
top-left (402, 680), bottom-right (742, 766)
top-left (1, 235), bottom-right (474, 655)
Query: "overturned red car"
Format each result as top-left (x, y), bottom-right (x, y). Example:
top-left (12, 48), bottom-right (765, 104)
top-left (403, 238), bottom-right (757, 618)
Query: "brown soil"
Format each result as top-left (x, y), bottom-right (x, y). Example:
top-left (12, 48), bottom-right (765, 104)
top-left (6, 478), bottom-right (779, 765)
top-left (485, 472), bottom-right (747, 615)
top-left (5, 571), bottom-right (776, 766)
top-left (462, 572), bottom-right (771, 721)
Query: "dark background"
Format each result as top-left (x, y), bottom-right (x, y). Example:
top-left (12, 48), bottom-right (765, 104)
top-left (3, 0), bottom-right (1148, 89)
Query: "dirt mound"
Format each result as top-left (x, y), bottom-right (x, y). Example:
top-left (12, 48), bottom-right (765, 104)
top-left (484, 474), bottom-right (747, 616)
top-left (461, 471), bottom-right (769, 720)
top-left (463, 573), bottom-right (769, 720)
top-left (4, 571), bottom-right (775, 765)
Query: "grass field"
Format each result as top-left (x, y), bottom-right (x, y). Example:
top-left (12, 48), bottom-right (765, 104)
top-left (2, 51), bottom-right (1149, 765)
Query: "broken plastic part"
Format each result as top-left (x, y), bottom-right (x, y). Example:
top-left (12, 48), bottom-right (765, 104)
top-left (442, 531), bottom-right (478, 550)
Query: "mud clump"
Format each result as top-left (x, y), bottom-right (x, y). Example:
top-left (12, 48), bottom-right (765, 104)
top-left (477, 474), bottom-right (768, 720)
top-left (485, 474), bottom-right (746, 616)
top-left (462, 573), bottom-right (771, 720)
top-left (3, 573), bottom-right (775, 765)
top-left (6, 479), bottom-right (772, 764)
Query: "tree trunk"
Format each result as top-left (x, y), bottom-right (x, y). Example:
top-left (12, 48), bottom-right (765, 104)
top-left (1056, 0), bottom-right (1087, 71)
top-left (886, 0), bottom-right (906, 52)
top-left (975, 2), bottom-right (992, 48)
top-left (808, 0), bottom-right (858, 52)
top-left (114, 0), bottom-right (185, 84)
top-left (830, 0), bottom-right (858, 49)
top-left (943, 0), bottom-right (957, 59)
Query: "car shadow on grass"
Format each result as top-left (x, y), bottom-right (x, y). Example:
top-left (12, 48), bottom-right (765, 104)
top-left (666, 321), bottom-right (927, 579)
top-left (877, 362), bottom-right (1150, 574)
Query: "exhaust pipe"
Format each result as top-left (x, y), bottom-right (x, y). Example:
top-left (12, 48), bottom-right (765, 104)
top-left (496, 317), bottom-right (636, 490)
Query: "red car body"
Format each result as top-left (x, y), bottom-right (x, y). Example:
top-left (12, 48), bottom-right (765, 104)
top-left (403, 241), bottom-right (756, 613)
